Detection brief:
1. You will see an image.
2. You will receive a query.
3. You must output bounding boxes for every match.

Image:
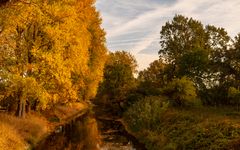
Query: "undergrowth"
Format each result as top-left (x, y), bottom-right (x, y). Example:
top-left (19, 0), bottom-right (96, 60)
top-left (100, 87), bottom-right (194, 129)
top-left (124, 99), bottom-right (240, 150)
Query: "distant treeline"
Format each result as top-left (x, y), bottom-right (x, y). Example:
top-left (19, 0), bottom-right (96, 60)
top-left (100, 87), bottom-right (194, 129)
top-left (96, 15), bottom-right (240, 116)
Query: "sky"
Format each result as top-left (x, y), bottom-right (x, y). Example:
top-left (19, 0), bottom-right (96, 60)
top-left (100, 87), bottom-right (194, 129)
top-left (96, 0), bottom-right (240, 71)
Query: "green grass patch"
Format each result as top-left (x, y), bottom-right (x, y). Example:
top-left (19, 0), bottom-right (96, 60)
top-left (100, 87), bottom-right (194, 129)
top-left (124, 104), bottom-right (240, 150)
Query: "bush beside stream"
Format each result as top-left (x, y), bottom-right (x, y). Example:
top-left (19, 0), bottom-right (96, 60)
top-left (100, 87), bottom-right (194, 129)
top-left (124, 96), bottom-right (240, 150)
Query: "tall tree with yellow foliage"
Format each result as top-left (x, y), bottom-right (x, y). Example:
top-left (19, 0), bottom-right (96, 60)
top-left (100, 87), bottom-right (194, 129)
top-left (0, 0), bottom-right (107, 117)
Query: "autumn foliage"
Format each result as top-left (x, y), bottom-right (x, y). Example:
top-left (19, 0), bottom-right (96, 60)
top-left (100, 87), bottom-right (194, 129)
top-left (0, 0), bottom-right (107, 117)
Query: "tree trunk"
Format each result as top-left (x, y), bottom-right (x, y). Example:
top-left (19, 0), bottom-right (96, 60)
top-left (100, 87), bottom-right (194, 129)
top-left (18, 100), bottom-right (22, 117)
top-left (16, 94), bottom-right (26, 118)
top-left (32, 99), bottom-right (38, 111)
top-left (22, 99), bottom-right (25, 118)
top-left (26, 100), bottom-right (30, 113)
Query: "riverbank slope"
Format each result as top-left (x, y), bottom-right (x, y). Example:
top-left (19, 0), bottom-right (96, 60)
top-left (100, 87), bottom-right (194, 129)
top-left (0, 102), bottom-right (88, 150)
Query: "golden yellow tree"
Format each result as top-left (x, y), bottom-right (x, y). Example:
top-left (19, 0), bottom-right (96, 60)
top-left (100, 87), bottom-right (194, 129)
top-left (0, 0), bottom-right (107, 117)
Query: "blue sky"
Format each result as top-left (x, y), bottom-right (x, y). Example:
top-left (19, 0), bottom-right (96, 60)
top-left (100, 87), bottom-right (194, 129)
top-left (96, 0), bottom-right (240, 71)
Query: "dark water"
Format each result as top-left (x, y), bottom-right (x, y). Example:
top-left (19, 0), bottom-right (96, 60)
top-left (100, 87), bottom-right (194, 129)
top-left (34, 113), bottom-right (100, 150)
top-left (34, 113), bottom-right (146, 150)
top-left (97, 118), bottom-right (146, 150)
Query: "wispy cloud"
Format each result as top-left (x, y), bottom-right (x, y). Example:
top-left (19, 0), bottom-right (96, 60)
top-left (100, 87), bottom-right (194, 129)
top-left (96, 0), bottom-right (240, 70)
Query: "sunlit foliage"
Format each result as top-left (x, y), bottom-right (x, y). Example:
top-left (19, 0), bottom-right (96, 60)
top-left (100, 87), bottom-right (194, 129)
top-left (0, 0), bottom-right (107, 117)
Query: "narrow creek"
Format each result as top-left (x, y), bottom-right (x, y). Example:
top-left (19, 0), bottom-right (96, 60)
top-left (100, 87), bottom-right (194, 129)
top-left (34, 111), bottom-right (146, 150)
top-left (97, 118), bottom-right (146, 150)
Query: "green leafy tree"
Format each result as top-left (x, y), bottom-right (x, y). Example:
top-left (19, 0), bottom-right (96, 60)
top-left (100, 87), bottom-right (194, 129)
top-left (158, 14), bottom-right (236, 105)
top-left (178, 48), bottom-right (209, 77)
top-left (138, 59), bottom-right (166, 85)
top-left (159, 15), bottom-right (210, 89)
top-left (205, 25), bottom-right (231, 86)
top-left (200, 26), bottom-right (232, 105)
top-left (228, 87), bottom-right (240, 110)
top-left (159, 15), bottom-right (207, 64)
top-left (162, 77), bottom-right (197, 106)
top-left (138, 59), bottom-right (166, 96)
top-left (97, 51), bottom-right (137, 115)
top-left (226, 34), bottom-right (240, 87)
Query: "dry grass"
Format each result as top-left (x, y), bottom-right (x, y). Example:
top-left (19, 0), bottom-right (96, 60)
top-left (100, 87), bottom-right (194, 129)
top-left (0, 112), bottom-right (49, 149)
top-left (0, 102), bottom-right (87, 150)
top-left (0, 123), bottom-right (25, 150)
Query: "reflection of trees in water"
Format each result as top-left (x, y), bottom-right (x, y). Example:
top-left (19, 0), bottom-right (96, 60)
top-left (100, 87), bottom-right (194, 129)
top-left (0, 0), bottom-right (9, 6)
top-left (35, 115), bottom-right (101, 150)
top-left (70, 117), bottom-right (100, 150)
top-left (35, 113), bottom-right (143, 150)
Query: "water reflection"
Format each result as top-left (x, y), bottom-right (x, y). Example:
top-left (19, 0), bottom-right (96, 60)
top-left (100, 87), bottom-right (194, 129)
top-left (97, 118), bottom-right (137, 150)
top-left (35, 113), bottom-right (142, 150)
top-left (70, 117), bottom-right (100, 150)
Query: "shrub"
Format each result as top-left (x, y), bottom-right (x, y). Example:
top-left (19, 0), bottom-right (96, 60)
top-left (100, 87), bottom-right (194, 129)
top-left (124, 93), bottom-right (144, 109)
top-left (161, 77), bottom-right (197, 106)
top-left (124, 96), bottom-right (168, 132)
top-left (228, 87), bottom-right (240, 107)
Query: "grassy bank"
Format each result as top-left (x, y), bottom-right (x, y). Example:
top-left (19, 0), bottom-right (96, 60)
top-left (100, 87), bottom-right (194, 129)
top-left (124, 104), bottom-right (240, 150)
top-left (0, 102), bottom-right (87, 150)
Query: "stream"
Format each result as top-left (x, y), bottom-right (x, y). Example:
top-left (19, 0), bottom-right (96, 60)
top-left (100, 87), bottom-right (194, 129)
top-left (34, 111), bottom-right (146, 150)
top-left (97, 118), bottom-right (146, 150)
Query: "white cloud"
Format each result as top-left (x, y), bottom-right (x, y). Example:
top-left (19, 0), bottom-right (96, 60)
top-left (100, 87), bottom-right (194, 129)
top-left (135, 54), bottom-right (159, 71)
